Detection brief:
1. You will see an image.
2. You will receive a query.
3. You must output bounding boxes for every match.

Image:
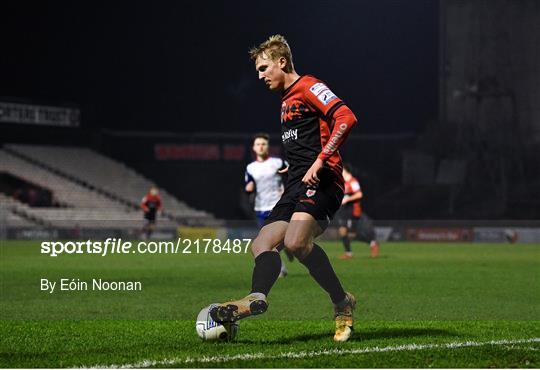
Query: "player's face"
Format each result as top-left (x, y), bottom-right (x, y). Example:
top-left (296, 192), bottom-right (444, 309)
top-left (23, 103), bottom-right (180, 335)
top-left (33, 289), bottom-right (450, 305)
top-left (252, 138), bottom-right (269, 157)
top-left (255, 53), bottom-right (286, 91)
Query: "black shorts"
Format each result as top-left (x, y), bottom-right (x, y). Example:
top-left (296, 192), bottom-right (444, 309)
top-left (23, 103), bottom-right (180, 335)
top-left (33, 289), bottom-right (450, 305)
top-left (144, 211), bottom-right (157, 223)
top-left (334, 211), bottom-right (376, 243)
top-left (334, 207), bottom-right (360, 229)
top-left (264, 167), bottom-right (344, 231)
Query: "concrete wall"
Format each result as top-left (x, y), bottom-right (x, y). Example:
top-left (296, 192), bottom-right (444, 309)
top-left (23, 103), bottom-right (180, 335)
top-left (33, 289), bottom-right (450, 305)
top-left (440, 0), bottom-right (540, 145)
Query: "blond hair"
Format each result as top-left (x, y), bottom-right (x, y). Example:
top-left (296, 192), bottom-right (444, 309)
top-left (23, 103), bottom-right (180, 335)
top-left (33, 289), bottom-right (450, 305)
top-left (249, 34), bottom-right (294, 72)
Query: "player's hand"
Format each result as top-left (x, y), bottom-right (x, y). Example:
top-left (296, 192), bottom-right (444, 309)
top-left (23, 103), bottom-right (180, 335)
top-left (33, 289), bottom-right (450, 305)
top-left (302, 158), bottom-right (324, 186)
top-left (341, 196), bottom-right (349, 205)
top-left (278, 166), bottom-right (289, 174)
top-left (245, 182), bottom-right (255, 192)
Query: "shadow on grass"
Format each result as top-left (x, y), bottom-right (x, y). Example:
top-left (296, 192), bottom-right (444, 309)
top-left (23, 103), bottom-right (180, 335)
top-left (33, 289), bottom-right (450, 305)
top-left (237, 332), bottom-right (331, 344)
top-left (350, 327), bottom-right (457, 342)
top-left (237, 327), bottom-right (457, 345)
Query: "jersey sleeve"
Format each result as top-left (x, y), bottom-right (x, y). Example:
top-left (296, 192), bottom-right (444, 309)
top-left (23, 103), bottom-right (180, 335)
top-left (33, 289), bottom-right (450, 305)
top-left (244, 169), bottom-right (255, 185)
top-left (302, 78), bottom-right (358, 161)
top-left (279, 158), bottom-right (289, 171)
top-left (140, 196), bottom-right (149, 211)
top-left (318, 104), bottom-right (358, 161)
top-left (303, 79), bottom-right (344, 117)
top-left (351, 180), bottom-right (361, 192)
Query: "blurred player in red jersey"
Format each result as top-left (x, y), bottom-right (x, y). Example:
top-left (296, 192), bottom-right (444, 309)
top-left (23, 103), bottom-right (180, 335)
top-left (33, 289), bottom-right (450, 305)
top-left (211, 35), bottom-right (357, 342)
top-left (335, 164), bottom-right (380, 259)
top-left (140, 186), bottom-right (162, 239)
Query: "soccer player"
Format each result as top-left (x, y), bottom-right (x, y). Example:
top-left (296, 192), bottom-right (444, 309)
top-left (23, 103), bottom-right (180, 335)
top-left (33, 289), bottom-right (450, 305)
top-left (245, 132), bottom-right (292, 277)
top-left (211, 35), bottom-right (358, 342)
top-left (336, 164), bottom-right (380, 259)
top-left (245, 133), bottom-right (288, 228)
top-left (140, 186), bottom-right (162, 239)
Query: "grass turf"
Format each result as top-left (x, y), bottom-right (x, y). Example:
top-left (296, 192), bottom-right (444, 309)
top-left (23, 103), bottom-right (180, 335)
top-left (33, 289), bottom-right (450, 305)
top-left (1, 240), bottom-right (539, 367)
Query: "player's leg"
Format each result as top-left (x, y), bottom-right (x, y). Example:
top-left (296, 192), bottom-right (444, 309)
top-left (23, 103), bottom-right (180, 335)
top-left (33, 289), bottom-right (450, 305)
top-left (335, 208), bottom-right (353, 259)
top-left (339, 224), bottom-right (353, 259)
top-left (256, 211), bottom-right (288, 277)
top-left (278, 256), bottom-right (288, 278)
top-left (142, 217), bottom-right (154, 239)
top-left (357, 213), bottom-right (379, 257)
top-left (284, 212), bottom-right (346, 302)
top-left (283, 248), bottom-right (295, 261)
top-left (284, 212), bottom-right (356, 341)
top-left (275, 241), bottom-right (294, 277)
top-left (251, 221), bottom-right (289, 291)
top-left (141, 220), bottom-right (148, 240)
top-left (276, 240), bottom-right (295, 261)
top-left (148, 220), bottom-right (156, 239)
top-left (210, 220), bottom-right (288, 323)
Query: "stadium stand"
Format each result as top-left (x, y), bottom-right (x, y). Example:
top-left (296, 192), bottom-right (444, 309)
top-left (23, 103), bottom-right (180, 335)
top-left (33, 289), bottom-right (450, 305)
top-left (0, 192), bottom-right (48, 227)
top-left (0, 145), bottom-right (214, 229)
top-left (5, 144), bottom-right (212, 221)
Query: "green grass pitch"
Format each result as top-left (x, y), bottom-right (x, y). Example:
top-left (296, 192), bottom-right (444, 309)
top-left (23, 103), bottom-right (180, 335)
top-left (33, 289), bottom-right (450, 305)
top-left (1, 240), bottom-right (539, 368)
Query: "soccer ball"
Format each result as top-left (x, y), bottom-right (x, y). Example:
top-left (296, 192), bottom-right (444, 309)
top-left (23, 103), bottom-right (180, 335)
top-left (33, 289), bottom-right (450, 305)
top-left (196, 304), bottom-right (239, 341)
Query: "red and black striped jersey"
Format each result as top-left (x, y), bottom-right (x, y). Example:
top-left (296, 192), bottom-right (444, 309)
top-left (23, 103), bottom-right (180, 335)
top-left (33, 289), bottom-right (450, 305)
top-left (280, 75), bottom-right (357, 184)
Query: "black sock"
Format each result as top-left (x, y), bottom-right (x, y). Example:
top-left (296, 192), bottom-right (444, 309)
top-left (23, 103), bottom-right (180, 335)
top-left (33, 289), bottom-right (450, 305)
top-left (299, 243), bottom-right (346, 304)
top-left (250, 251), bottom-right (282, 296)
top-left (342, 235), bottom-right (351, 252)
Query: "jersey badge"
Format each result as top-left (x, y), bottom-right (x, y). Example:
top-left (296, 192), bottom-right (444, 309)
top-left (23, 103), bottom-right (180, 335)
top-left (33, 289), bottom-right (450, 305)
top-left (306, 188), bottom-right (317, 197)
top-left (309, 82), bottom-right (337, 106)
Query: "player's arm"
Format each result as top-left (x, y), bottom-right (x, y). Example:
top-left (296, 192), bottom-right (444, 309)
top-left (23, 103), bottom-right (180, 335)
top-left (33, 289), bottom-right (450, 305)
top-left (342, 181), bottom-right (362, 205)
top-left (302, 82), bottom-right (357, 185)
top-left (318, 104), bottom-right (357, 162)
top-left (342, 191), bottom-right (362, 205)
top-left (343, 191), bottom-right (362, 204)
top-left (244, 171), bottom-right (255, 193)
top-left (277, 158), bottom-right (289, 174)
top-left (140, 196), bottom-right (149, 212)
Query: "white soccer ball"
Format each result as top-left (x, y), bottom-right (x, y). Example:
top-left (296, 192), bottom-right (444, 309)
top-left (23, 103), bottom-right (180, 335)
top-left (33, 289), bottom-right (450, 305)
top-left (196, 303), bottom-right (239, 341)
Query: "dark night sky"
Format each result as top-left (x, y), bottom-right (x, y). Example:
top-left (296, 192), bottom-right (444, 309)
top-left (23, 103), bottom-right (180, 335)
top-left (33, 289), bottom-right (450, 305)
top-left (1, 1), bottom-right (438, 134)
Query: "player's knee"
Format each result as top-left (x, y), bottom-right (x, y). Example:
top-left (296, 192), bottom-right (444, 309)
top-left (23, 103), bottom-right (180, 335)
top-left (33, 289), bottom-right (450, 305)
top-left (250, 238), bottom-right (273, 258)
top-left (338, 227), bottom-right (348, 237)
top-left (283, 236), bottom-right (309, 256)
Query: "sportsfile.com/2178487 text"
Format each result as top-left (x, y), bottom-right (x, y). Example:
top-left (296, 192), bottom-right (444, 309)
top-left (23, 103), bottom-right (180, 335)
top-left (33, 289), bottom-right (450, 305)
top-left (40, 238), bottom-right (252, 257)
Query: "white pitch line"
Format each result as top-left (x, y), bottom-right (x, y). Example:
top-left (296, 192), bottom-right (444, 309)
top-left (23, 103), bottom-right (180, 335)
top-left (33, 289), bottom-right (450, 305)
top-left (88, 337), bottom-right (540, 369)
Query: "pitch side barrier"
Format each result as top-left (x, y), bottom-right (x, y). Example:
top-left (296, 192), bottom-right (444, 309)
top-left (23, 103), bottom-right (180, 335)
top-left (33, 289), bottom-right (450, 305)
top-left (5, 227), bottom-right (178, 240)
top-left (224, 220), bottom-right (540, 243)
top-left (4, 220), bottom-right (540, 243)
top-left (362, 220), bottom-right (540, 243)
top-left (221, 220), bottom-right (540, 244)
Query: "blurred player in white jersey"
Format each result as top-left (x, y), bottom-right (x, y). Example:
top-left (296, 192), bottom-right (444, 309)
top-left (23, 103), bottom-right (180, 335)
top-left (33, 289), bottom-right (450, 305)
top-left (245, 133), bottom-right (292, 276)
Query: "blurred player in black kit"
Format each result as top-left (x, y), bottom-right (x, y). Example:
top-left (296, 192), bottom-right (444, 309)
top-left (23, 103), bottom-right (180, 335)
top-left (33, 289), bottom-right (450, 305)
top-left (211, 35), bottom-right (358, 341)
top-left (140, 186), bottom-right (162, 239)
top-left (335, 164), bottom-right (380, 259)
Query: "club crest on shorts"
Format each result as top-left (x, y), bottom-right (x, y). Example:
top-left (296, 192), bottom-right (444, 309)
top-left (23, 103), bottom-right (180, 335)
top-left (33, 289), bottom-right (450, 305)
top-left (306, 188), bottom-right (317, 197)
